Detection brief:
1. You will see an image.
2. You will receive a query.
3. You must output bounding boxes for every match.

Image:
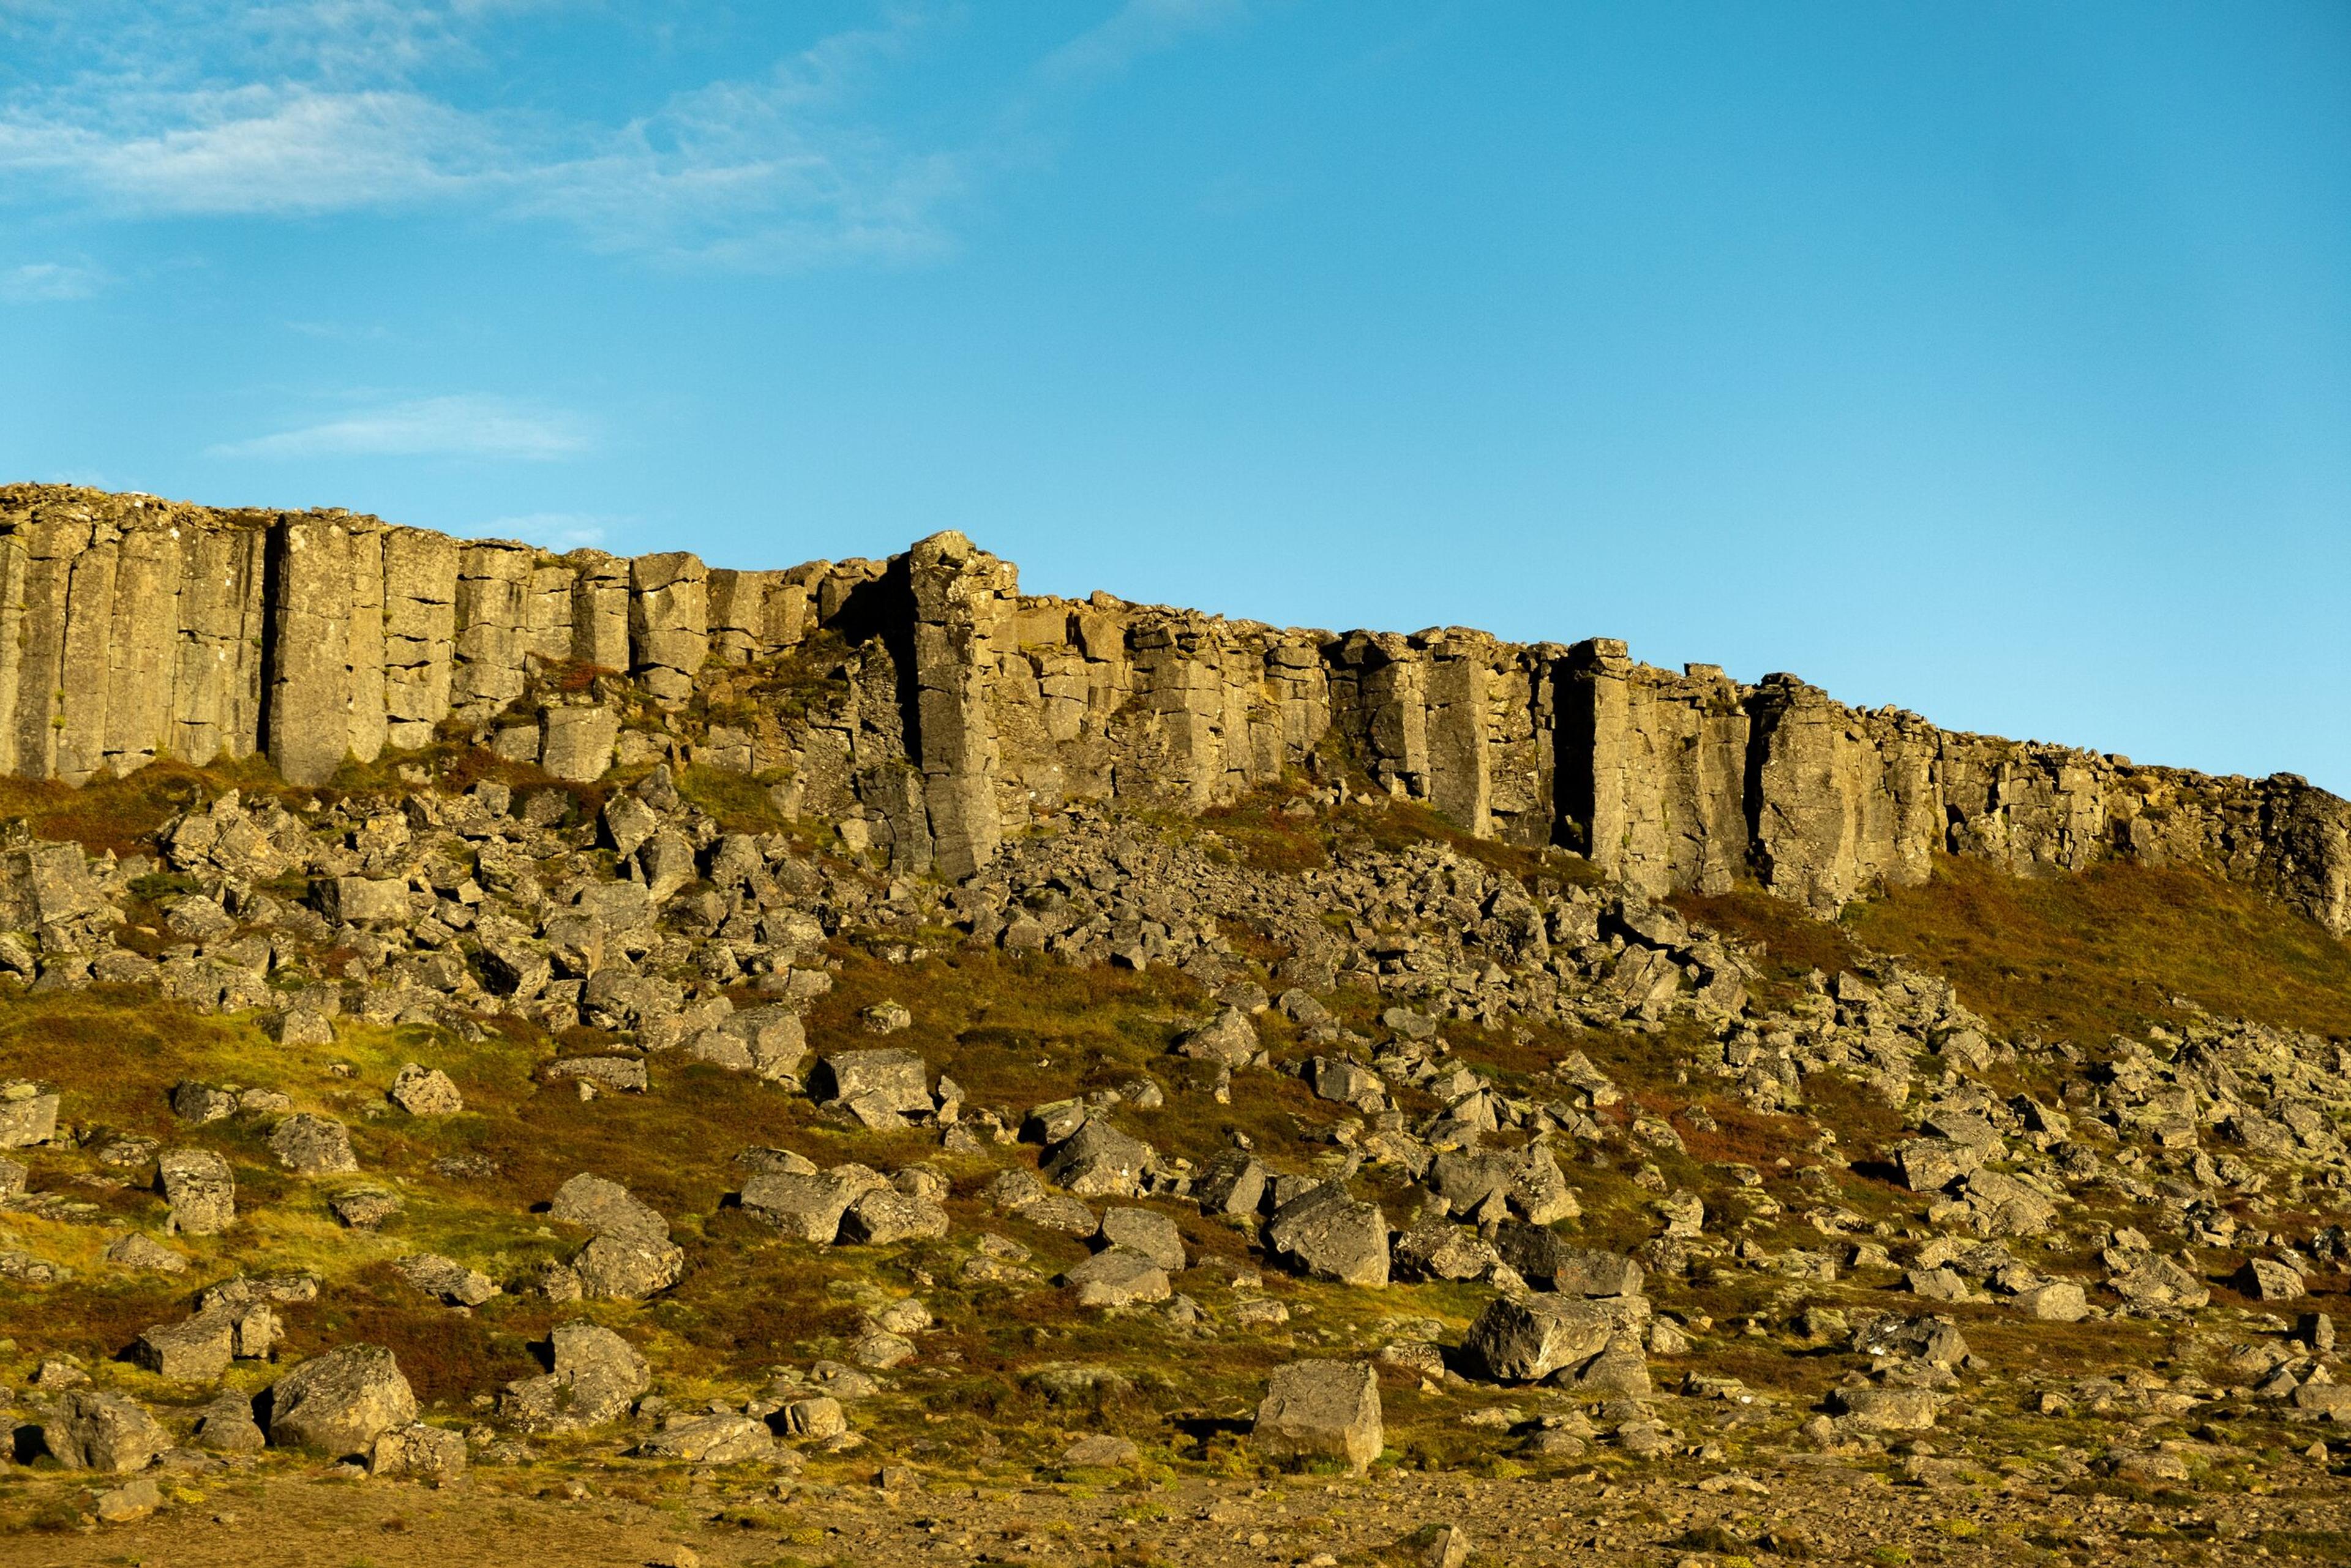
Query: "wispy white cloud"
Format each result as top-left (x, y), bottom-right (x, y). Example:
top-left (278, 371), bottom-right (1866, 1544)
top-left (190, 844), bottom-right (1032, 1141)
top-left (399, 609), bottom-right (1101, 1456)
top-left (1039, 0), bottom-right (1248, 88)
top-left (0, 2), bottom-right (1247, 270)
top-left (0, 260), bottom-right (104, 300)
top-left (208, 392), bottom-right (591, 460)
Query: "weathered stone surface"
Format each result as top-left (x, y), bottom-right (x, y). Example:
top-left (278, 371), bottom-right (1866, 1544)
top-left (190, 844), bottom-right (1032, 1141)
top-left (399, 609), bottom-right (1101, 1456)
top-left (838, 1187), bottom-right (950, 1246)
top-left (1831, 1385), bottom-right (1940, 1431)
top-left (1491, 1226), bottom-right (1641, 1296)
top-left (158, 1146), bottom-right (234, 1235)
top-left (44, 1391), bottom-right (167, 1472)
top-left (539, 705), bottom-right (619, 782)
top-left (396, 1251), bottom-right (500, 1307)
top-left (135, 1309), bottom-right (234, 1381)
top-left (269, 1113), bottom-right (358, 1174)
top-left (369, 1421), bottom-right (468, 1479)
top-left (268, 1344), bottom-right (418, 1457)
top-left (0, 1087), bottom-right (60, 1148)
top-left (1252, 1360), bottom-right (1382, 1474)
top-left (1266, 1184), bottom-right (1389, 1287)
top-left (1043, 1119), bottom-right (1155, 1199)
top-left (1098, 1207), bottom-right (1187, 1272)
top-left (503, 1321), bottom-right (650, 1433)
top-left (741, 1167), bottom-right (887, 1243)
top-left (640, 1412), bottom-right (776, 1464)
top-left (389, 1062), bottom-right (463, 1115)
top-left (1463, 1292), bottom-right (1650, 1382)
top-left (811, 1049), bottom-right (930, 1114)
top-left (1063, 1247), bottom-right (1171, 1307)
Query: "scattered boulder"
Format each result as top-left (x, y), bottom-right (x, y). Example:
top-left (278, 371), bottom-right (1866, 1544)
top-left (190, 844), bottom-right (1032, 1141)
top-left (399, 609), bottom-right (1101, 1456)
top-left (1175, 1007), bottom-right (1259, 1066)
top-left (741, 1166), bottom-right (888, 1244)
top-left (388, 1063), bottom-right (463, 1115)
top-left (503, 1321), bottom-right (651, 1432)
top-left (396, 1252), bottom-right (500, 1307)
top-left (105, 1232), bottom-right (188, 1273)
top-left (369, 1422), bottom-right (468, 1479)
top-left (2241, 1257), bottom-right (2307, 1302)
top-left (158, 1147), bottom-right (236, 1235)
top-left (1253, 1360), bottom-right (1382, 1474)
top-left (268, 1344), bottom-right (419, 1458)
top-left (1098, 1207), bottom-right (1187, 1271)
top-left (812, 1049), bottom-right (931, 1115)
top-left (43, 1390), bottom-right (167, 1472)
top-left (1266, 1184), bottom-right (1389, 1287)
top-left (1831, 1385), bottom-right (1939, 1431)
top-left (269, 1112), bottom-right (359, 1174)
top-left (1043, 1120), bottom-right (1155, 1199)
top-left (1464, 1292), bottom-right (1650, 1383)
top-left (639, 1412), bottom-right (778, 1464)
top-left (1063, 1248), bottom-right (1172, 1308)
top-left (134, 1310), bottom-right (235, 1382)
top-left (0, 1083), bottom-right (61, 1148)
top-left (838, 1186), bottom-right (950, 1246)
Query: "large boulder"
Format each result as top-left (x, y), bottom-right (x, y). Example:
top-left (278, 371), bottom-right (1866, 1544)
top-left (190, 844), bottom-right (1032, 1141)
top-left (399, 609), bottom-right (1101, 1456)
top-left (1265, 1184), bottom-right (1389, 1288)
top-left (501, 1321), bottom-right (651, 1433)
top-left (1174, 1007), bottom-right (1259, 1066)
top-left (741, 1166), bottom-right (888, 1244)
top-left (158, 1147), bottom-right (236, 1235)
top-left (268, 1345), bottom-right (418, 1457)
top-left (1062, 1248), bottom-right (1171, 1308)
top-left (639, 1412), bottom-right (778, 1464)
top-left (1491, 1225), bottom-right (1642, 1296)
top-left (1043, 1120), bottom-right (1155, 1199)
top-left (0, 1084), bottom-right (61, 1148)
top-left (1097, 1208), bottom-right (1187, 1272)
top-left (1429, 1147), bottom-right (1579, 1225)
top-left (838, 1187), bottom-right (951, 1246)
top-left (42, 1390), bottom-right (166, 1472)
top-left (388, 1063), bottom-right (463, 1116)
top-left (549, 1172), bottom-right (671, 1244)
top-left (1253, 1360), bottom-right (1382, 1474)
top-left (1463, 1292), bottom-right (1650, 1382)
top-left (369, 1422), bottom-right (468, 1480)
top-left (811, 1049), bottom-right (931, 1114)
top-left (1193, 1150), bottom-right (1269, 1217)
top-left (1831, 1385), bottom-right (1939, 1431)
top-left (135, 1309), bottom-right (235, 1382)
top-left (268, 1113), bottom-right (358, 1175)
top-left (396, 1252), bottom-right (500, 1307)
top-left (1391, 1218), bottom-right (1501, 1282)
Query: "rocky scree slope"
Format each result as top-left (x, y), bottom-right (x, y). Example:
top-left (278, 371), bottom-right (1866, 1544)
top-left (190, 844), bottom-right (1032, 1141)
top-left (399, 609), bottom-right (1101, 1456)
top-left (0, 485), bottom-right (2339, 1551)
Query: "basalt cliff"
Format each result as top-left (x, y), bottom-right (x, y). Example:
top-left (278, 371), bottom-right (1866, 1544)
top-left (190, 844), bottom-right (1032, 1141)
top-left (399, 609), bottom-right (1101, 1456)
top-left (2, 482), bottom-right (2342, 930)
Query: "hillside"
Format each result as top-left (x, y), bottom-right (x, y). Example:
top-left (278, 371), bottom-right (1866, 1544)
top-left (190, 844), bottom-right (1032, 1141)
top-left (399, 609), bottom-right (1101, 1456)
top-left (0, 487), bottom-right (2347, 1566)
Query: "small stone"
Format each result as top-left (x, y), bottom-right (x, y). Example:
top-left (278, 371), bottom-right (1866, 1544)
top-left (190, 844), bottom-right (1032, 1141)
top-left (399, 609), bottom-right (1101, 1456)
top-left (1425, 1523), bottom-right (1471, 1568)
top-left (1060, 1433), bottom-right (1139, 1467)
top-left (105, 1232), bottom-right (189, 1273)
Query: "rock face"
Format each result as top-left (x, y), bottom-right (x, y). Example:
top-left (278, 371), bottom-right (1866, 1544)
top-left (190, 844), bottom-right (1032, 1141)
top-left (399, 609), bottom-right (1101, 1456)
top-left (268, 1343), bottom-right (419, 1457)
top-left (1, 482), bottom-right (2344, 932)
top-left (1252, 1360), bottom-right (1383, 1474)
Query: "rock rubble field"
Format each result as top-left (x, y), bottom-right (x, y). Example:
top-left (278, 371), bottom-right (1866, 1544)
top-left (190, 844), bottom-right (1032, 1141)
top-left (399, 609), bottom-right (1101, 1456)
top-left (0, 487), bottom-right (2347, 1564)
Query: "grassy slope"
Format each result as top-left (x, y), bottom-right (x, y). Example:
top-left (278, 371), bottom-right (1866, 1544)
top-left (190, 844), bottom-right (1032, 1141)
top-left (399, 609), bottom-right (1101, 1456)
top-left (1682, 855), bottom-right (2351, 1047)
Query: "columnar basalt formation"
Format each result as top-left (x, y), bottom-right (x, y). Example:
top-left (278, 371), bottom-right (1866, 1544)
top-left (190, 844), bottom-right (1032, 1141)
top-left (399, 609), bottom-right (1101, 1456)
top-left (2, 482), bottom-right (2345, 934)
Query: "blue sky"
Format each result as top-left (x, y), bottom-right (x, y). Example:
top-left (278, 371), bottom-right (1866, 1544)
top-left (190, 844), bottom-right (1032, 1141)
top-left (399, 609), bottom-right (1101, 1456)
top-left (2, 2), bottom-right (2347, 791)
